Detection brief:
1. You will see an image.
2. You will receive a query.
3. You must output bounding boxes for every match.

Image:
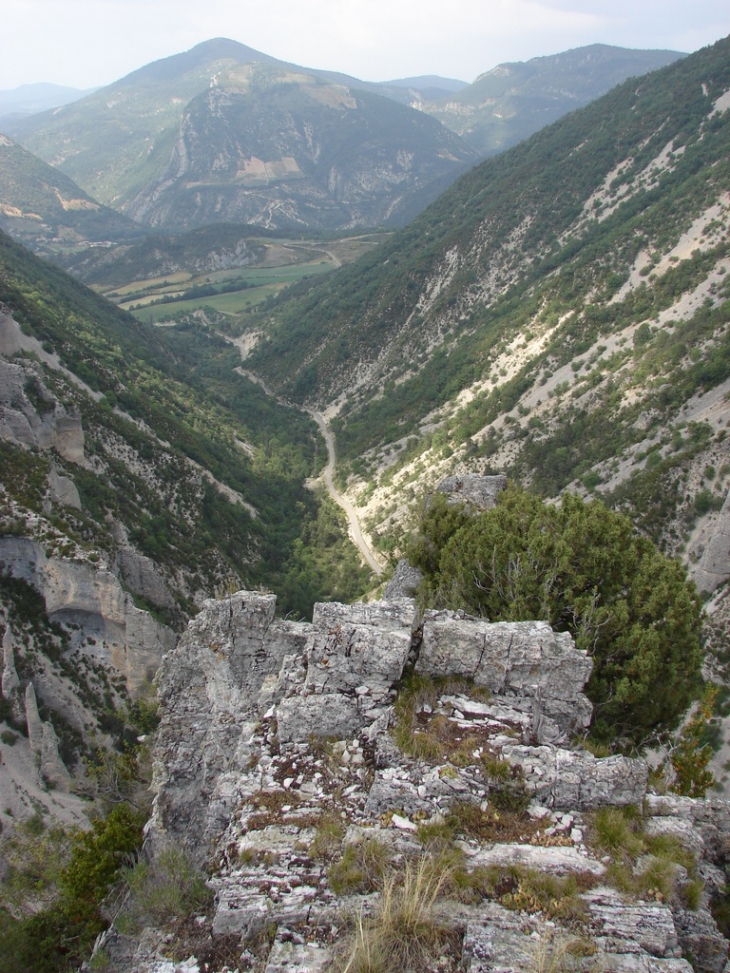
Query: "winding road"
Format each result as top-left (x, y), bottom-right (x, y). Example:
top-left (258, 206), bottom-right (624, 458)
top-left (307, 410), bottom-right (383, 576)
top-left (230, 357), bottom-right (383, 576)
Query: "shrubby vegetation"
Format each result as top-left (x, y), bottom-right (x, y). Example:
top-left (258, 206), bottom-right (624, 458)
top-left (407, 486), bottom-right (704, 748)
top-left (0, 805), bottom-right (145, 973)
top-left (0, 228), bottom-right (373, 618)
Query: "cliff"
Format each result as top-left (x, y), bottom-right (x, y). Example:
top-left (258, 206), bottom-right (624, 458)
top-left (92, 589), bottom-right (730, 973)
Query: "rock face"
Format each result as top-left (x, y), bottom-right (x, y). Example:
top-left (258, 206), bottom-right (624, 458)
top-left (0, 536), bottom-right (175, 690)
top-left (436, 472), bottom-right (508, 511)
top-left (115, 548), bottom-right (175, 610)
top-left (101, 588), bottom-right (729, 973)
top-left (24, 682), bottom-right (72, 792)
top-left (149, 592), bottom-right (646, 861)
top-left (694, 489), bottom-right (730, 593)
top-left (0, 352), bottom-right (86, 463)
top-left (382, 558), bottom-right (424, 601)
top-left (417, 610), bottom-right (593, 743)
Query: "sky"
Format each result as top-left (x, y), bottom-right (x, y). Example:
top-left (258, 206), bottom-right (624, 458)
top-left (1, 0), bottom-right (729, 91)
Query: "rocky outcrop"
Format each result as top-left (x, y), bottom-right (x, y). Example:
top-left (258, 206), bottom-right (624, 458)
top-left (0, 354), bottom-right (87, 463)
top-left (149, 591), bottom-right (643, 858)
top-left (47, 465), bottom-right (81, 509)
top-left (417, 611), bottom-right (593, 743)
top-left (24, 682), bottom-right (72, 792)
top-left (103, 588), bottom-right (727, 973)
top-left (1, 625), bottom-right (20, 702)
top-left (382, 558), bottom-right (424, 601)
top-left (115, 548), bottom-right (175, 610)
top-left (693, 489), bottom-right (730, 594)
top-left (436, 472), bottom-right (508, 511)
top-left (0, 536), bottom-right (175, 690)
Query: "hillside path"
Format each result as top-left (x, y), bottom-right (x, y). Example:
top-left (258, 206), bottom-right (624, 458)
top-left (230, 356), bottom-right (383, 576)
top-left (306, 409), bottom-right (383, 576)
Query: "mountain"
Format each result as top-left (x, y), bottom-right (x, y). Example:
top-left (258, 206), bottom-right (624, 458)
top-left (7, 39), bottom-right (477, 233)
top-left (51, 222), bottom-right (269, 286)
top-left (0, 226), bottom-right (371, 827)
top-left (0, 82), bottom-right (98, 127)
top-left (4, 40), bottom-right (281, 211)
top-left (5, 40), bottom-right (684, 236)
top-left (0, 133), bottom-right (141, 250)
top-left (123, 63), bottom-right (477, 232)
top-left (244, 35), bottom-right (730, 585)
top-left (420, 44), bottom-right (685, 156)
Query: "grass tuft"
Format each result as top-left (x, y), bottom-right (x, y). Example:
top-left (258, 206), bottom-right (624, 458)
top-left (331, 856), bottom-right (455, 973)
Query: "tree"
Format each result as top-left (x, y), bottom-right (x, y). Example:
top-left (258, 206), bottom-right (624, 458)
top-left (407, 485), bottom-right (703, 748)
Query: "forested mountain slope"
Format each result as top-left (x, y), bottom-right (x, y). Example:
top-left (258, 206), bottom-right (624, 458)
top-left (0, 134), bottom-right (140, 251)
top-left (121, 64), bottom-right (477, 232)
top-left (245, 36), bottom-right (730, 573)
top-left (421, 44), bottom-right (683, 156)
top-left (0, 229), bottom-right (369, 825)
top-left (6, 39), bottom-right (476, 233)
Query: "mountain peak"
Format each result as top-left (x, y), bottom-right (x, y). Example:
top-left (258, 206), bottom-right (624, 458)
top-left (116, 36), bottom-right (281, 87)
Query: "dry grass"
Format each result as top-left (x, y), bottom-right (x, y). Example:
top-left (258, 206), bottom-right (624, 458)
top-left (309, 812), bottom-right (346, 861)
top-left (392, 673), bottom-right (491, 764)
top-left (587, 805), bottom-right (702, 906)
top-left (329, 838), bottom-right (393, 896)
top-left (331, 856), bottom-right (456, 973)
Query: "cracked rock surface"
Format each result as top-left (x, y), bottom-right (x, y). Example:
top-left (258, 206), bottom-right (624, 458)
top-left (94, 590), bottom-right (730, 973)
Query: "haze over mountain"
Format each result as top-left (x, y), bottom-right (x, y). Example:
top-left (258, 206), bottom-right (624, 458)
top-left (2, 37), bottom-right (689, 237)
top-left (0, 82), bottom-right (98, 127)
top-left (3, 39), bottom-right (476, 233)
top-left (421, 43), bottom-right (685, 156)
top-left (0, 134), bottom-right (141, 250)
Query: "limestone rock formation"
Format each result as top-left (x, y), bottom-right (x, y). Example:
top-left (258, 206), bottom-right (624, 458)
top-left (0, 354), bottom-right (86, 462)
top-left (47, 465), bottom-right (81, 509)
top-left (417, 611), bottom-right (593, 743)
top-left (436, 472), bottom-right (508, 511)
top-left (0, 536), bottom-right (175, 690)
top-left (115, 547), bottom-right (176, 610)
top-left (694, 489), bottom-right (730, 594)
top-left (1, 625), bottom-right (20, 701)
top-left (24, 682), bottom-right (71, 792)
top-left (96, 589), bottom-right (730, 973)
top-left (382, 557), bottom-right (424, 601)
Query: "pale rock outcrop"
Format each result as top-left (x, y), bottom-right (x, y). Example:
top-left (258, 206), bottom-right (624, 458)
top-left (128, 589), bottom-right (729, 973)
top-left (501, 742), bottom-right (649, 809)
top-left (151, 592), bottom-right (307, 856)
top-left (1, 625), bottom-right (20, 700)
top-left (693, 489), bottom-right (730, 593)
top-left (47, 465), bottom-right (81, 509)
top-left (462, 896), bottom-right (693, 973)
top-left (436, 472), bottom-right (507, 510)
top-left (115, 548), bottom-right (175, 610)
top-left (24, 682), bottom-right (71, 792)
top-left (417, 611), bottom-right (593, 742)
top-left (150, 590), bottom-right (644, 863)
top-left (0, 356), bottom-right (86, 462)
top-left (0, 536), bottom-right (175, 690)
top-left (382, 557), bottom-right (424, 601)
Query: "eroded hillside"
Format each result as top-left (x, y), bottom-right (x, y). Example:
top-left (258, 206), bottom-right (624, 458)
top-left (0, 229), bottom-right (371, 828)
top-left (245, 36), bottom-right (730, 581)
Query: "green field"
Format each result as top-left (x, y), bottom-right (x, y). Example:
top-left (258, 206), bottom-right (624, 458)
top-left (91, 230), bottom-right (388, 323)
top-left (119, 259), bottom-right (334, 321)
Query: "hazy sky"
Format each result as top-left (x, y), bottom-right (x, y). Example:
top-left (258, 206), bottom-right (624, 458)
top-left (2, 0), bottom-right (728, 90)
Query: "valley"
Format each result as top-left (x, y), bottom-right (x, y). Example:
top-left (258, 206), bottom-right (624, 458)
top-left (99, 232), bottom-right (386, 320)
top-left (1, 27), bottom-right (730, 973)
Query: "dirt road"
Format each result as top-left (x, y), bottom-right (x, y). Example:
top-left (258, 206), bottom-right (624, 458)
top-left (308, 410), bottom-right (383, 576)
top-left (231, 357), bottom-right (382, 575)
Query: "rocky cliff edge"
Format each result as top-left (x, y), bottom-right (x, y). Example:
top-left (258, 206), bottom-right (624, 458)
top-left (97, 591), bottom-right (730, 973)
